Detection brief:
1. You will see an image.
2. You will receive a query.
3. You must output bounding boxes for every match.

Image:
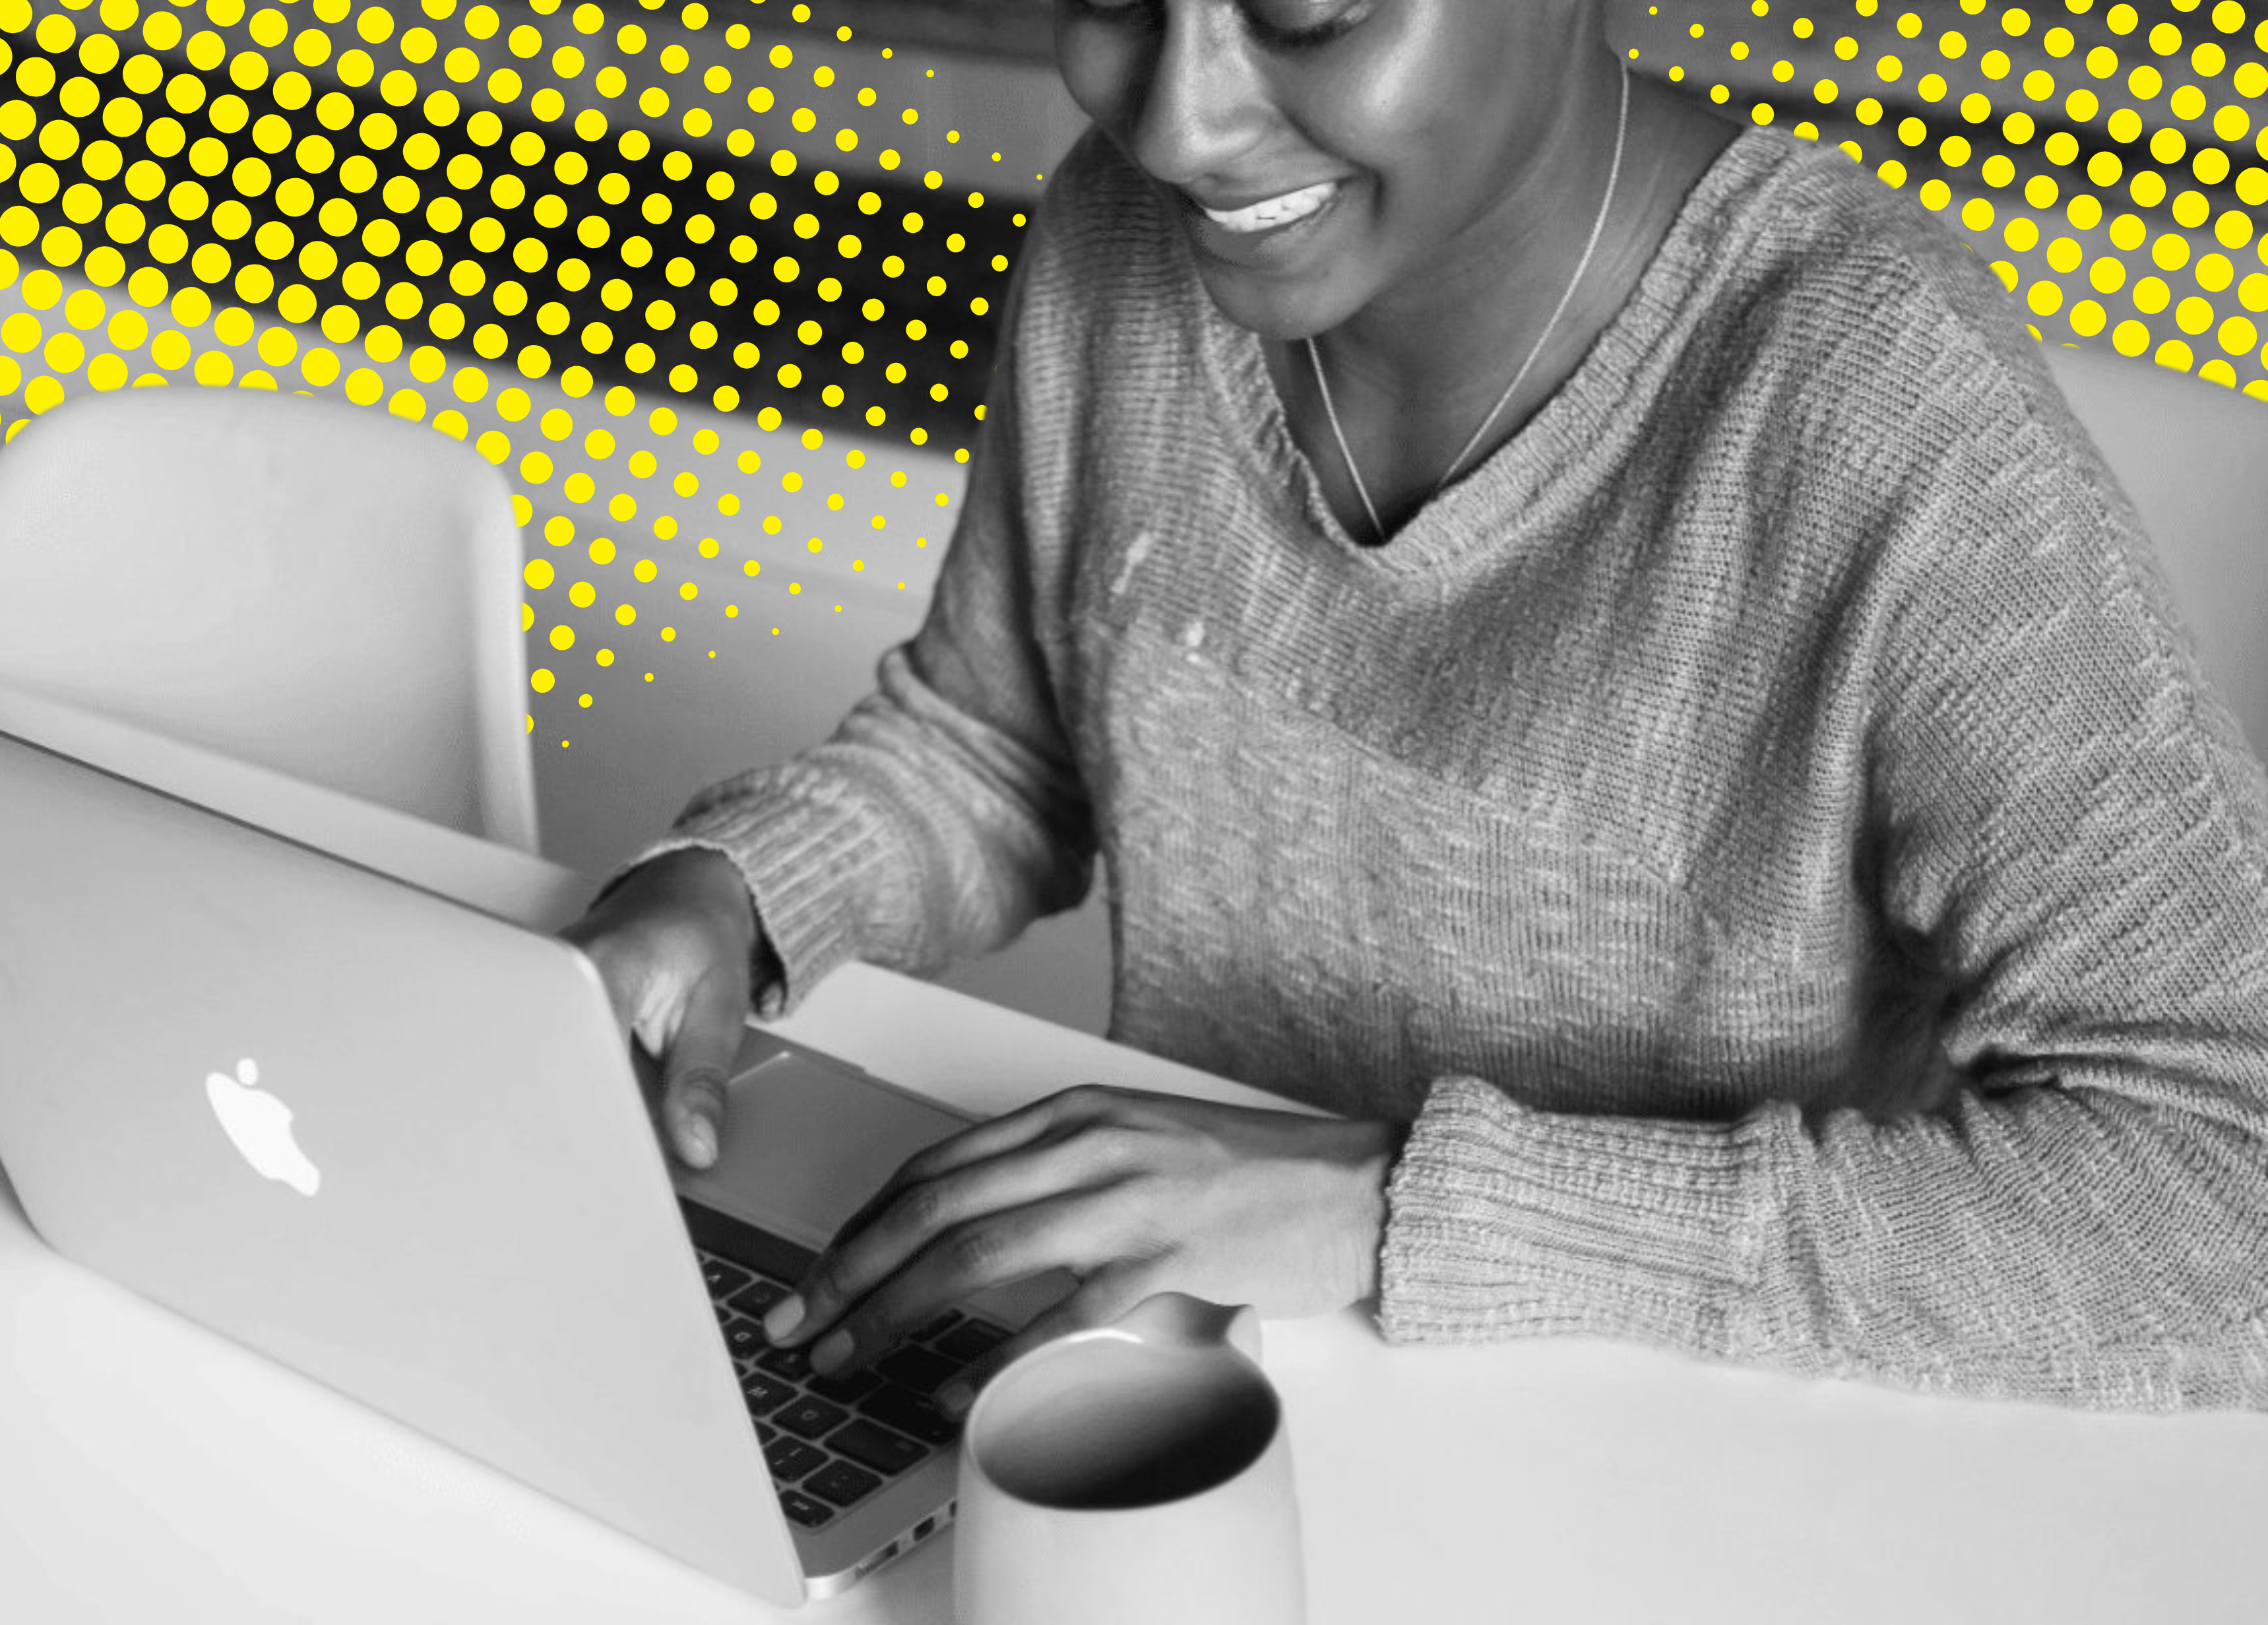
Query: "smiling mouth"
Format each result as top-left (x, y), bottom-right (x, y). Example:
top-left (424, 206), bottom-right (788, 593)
top-left (1197, 181), bottom-right (1340, 234)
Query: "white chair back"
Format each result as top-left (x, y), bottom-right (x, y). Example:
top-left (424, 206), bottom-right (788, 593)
top-left (0, 387), bottom-right (538, 852)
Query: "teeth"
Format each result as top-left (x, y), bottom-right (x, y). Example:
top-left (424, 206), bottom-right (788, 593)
top-left (1201, 181), bottom-right (1337, 234)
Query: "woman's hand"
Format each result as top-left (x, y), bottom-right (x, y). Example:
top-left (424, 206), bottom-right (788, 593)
top-left (759, 1085), bottom-right (1403, 1412)
top-left (560, 847), bottom-right (772, 1169)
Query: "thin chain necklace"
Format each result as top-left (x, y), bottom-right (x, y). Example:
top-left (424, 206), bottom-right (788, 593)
top-left (1305, 57), bottom-right (1633, 546)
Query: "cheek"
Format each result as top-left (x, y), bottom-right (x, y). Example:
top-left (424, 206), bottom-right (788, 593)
top-left (1305, 46), bottom-right (1525, 229)
top-left (1273, 20), bottom-right (1474, 195)
top-left (1054, 18), bottom-right (1151, 140)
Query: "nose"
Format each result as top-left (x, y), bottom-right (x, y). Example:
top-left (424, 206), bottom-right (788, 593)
top-left (1123, 2), bottom-right (1271, 189)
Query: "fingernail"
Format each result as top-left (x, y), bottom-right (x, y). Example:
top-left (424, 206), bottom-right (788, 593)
top-left (937, 1380), bottom-right (974, 1419)
top-left (810, 1329), bottom-right (852, 1375)
top-left (763, 1295), bottom-right (804, 1344)
top-left (685, 1117), bottom-right (717, 1166)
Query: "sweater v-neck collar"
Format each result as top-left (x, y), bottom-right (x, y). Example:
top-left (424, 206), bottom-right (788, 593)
top-left (1205, 124), bottom-right (1804, 575)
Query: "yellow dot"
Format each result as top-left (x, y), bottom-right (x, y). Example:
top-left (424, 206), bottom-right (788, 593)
top-left (524, 558), bottom-right (555, 590)
top-left (530, 668), bottom-right (555, 693)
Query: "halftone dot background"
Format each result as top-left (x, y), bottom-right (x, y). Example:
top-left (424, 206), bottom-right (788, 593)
top-left (0, 0), bottom-right (1028, 751)
top-left (1624, 0), bottom-right (2268, 389)
top-left (1, 0), bottom-right (2263, 753)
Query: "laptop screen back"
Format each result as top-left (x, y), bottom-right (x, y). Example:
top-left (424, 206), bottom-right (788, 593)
top-left (0, 732), bottom-right (805, 1604)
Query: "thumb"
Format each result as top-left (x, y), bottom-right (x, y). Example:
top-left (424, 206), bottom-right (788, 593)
top-left (658, 967), bottom-right (747, 1170)
top-left (558, 918), bottom-right (645, 1044)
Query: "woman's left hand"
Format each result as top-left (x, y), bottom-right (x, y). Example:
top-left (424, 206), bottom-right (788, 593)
top-left (759, 1085), bottom-right (1402, 1414)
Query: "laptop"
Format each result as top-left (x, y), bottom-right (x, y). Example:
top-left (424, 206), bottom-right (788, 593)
top-left (0, 718), bottom-right (1062, 1606)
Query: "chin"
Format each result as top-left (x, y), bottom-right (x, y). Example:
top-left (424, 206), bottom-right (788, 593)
top-left (1189, 261), bottom-right (1355, 344)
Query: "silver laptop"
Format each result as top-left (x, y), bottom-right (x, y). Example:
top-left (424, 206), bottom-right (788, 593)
top-left (0, 722), bottom-right (1056, 1606)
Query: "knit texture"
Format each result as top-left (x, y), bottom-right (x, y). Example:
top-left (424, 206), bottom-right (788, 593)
top-left (647, 123), bottom-right (2268, 1410)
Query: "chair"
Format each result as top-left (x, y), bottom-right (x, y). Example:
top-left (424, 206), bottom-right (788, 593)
top-left (0, 386), bottom-right (539, 852)
top-left (2042, 344), bottom-right (2268, 762)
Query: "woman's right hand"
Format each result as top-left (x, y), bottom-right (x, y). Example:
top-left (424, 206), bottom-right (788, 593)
top-left (560, 846), bottom-right (772, 1170)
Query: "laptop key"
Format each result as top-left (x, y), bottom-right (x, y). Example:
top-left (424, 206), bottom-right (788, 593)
top-left (931, 1319), bottom-right (1011, 1364)
top-left (765, 1436), bottom-right (827, 1482)
top-left (778, 1488), bottom-right (835, 1529)
top-left (727, 1277), bottom-right (789, 1316)
top-left (720, 1318), bottom-right (768, 1362)
top-left (805, 1366), bottom-right (882, 1404)
top-left (827, 1418), bottom-right (929, 1478)
top-left (874, 1345), bottom-right (961, 1395)
top-left (861, 1383), bottom-right (960, 1446)
top-left (757, 1343), bottom-right (815, 1380)
top-left (805, 1460), bottom-right (885, 1510)
top-left (776, 1396), bottom-right (851, 1439)
top-left (701, 1256), bottom-right (754, 1298)
top-left (739, 1372), bottom-right (795, 1417)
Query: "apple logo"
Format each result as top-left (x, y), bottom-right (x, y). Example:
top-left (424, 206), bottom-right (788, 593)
top-left (205, 1057), bottom-right (323, 1197)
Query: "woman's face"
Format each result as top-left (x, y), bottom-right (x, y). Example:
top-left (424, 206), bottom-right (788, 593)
top-left (1053, 0), bottom-right (1602, 341)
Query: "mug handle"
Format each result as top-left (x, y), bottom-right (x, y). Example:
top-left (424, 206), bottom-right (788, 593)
top-left (1112, 1291), bottom-right (1264, 1363)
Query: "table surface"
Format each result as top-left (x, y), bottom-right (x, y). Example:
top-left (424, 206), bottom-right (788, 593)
top-left (4, 743), bottom-right (2268, 1624)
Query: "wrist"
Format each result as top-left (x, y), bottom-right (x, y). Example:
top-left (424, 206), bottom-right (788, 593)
top-left (1322, 1118), bottom-right (1402, 1308)
top-left (638, 846), bottom-right (757, 941)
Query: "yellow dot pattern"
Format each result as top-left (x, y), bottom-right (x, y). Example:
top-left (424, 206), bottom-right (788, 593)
top-left (0, 0), bottom-right (1000, 744)
top-left (10, 1), bottom-right (2268, 752)
top-left (1631, 0), bottom-right (2268, 398)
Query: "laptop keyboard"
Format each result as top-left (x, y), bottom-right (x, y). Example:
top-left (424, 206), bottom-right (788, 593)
top-left (694, 1242), bottom-right (1009, 1530)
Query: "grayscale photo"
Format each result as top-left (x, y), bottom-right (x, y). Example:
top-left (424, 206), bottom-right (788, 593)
top-left (2, 1), bottom-right (2265, 1620)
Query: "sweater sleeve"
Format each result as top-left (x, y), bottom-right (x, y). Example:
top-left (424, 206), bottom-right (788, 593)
top-left (628, 208), bottom-right (1096, 1015)
top-left (1379, 392), bottom-right (2268, 1411)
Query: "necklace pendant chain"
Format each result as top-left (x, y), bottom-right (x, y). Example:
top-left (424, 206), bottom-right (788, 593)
top-left (1306, 57), bottom-right (1633, 546)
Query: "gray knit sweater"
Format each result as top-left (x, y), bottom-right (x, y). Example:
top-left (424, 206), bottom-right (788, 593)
top-left (654, 125), bottom-right (2268, 1410)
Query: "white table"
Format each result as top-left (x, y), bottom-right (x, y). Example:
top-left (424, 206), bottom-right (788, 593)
top-left (3, 750), bottom-right (2267, 1622)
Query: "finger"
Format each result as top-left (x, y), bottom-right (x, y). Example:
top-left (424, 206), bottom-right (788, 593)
top-left (657, 967), bottom-right (746, 1169)
top-left (798, 1190), bottom-right (1120, 1377)
top-left (934, 1267), bottom-right (1158, 1419)
top-left (776, 1128), bottom-right (1131, 1347)
top-left (823, 1084), bottom-right (1123, 1250)
top-left (562, 930), bottom-right (645, 1042)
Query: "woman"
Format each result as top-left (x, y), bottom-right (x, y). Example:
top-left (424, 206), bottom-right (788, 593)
top-left (567, 0), bottom-right (2268, 1411)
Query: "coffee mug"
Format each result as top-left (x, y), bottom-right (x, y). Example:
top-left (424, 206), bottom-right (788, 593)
top-left (953, 1292), bottom-right (1305, 1625)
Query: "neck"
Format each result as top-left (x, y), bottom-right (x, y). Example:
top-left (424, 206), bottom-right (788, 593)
top-left (1263, 53), bottom-right (1747, 544)
top-left (1311, 52), bottom-right (1637, 416)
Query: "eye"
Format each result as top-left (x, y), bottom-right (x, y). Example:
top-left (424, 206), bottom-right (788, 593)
top-left (1244, 0), bottom-right (1370, 51)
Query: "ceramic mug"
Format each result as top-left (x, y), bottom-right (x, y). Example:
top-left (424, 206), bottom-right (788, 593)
top-left (953, 1292), bottom-right (1305, 1625)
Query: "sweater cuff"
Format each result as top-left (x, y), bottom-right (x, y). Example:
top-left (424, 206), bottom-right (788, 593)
top-left (1379, 1075), bottom-right (1767, 1353)
top-left (623, 773), bottom-right (900, 1020)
